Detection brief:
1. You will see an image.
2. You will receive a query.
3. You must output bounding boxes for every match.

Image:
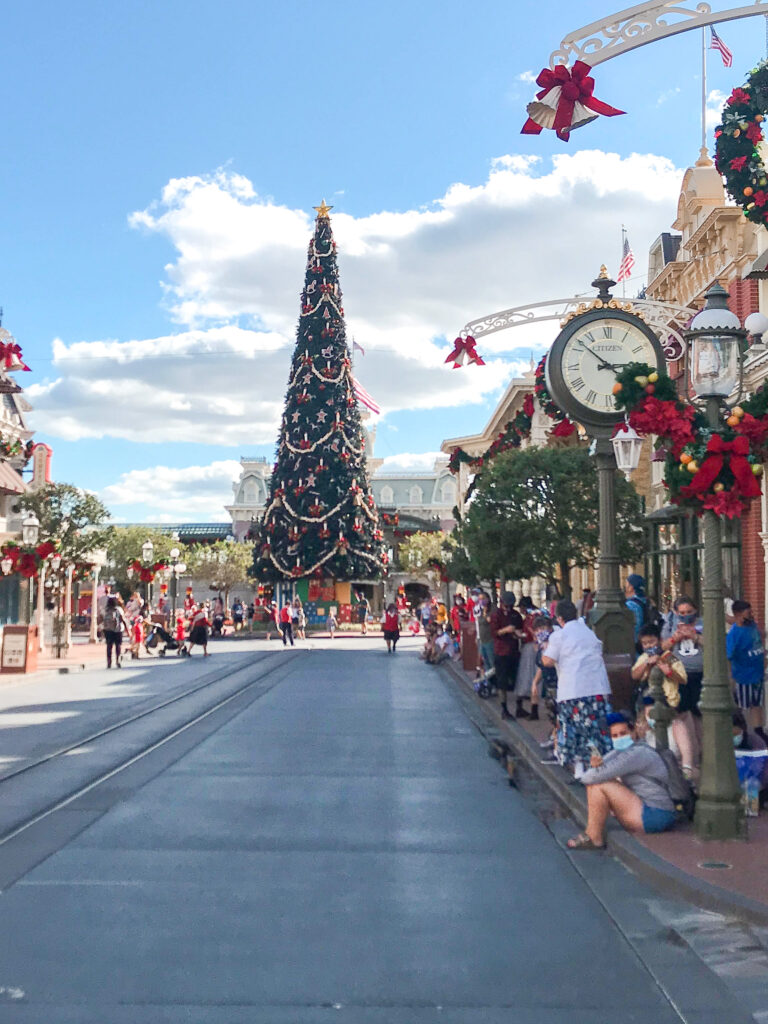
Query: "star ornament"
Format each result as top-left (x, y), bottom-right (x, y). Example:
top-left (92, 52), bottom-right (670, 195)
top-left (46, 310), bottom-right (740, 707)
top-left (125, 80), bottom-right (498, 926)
top-left (314, 199), bottom-right (334, 219)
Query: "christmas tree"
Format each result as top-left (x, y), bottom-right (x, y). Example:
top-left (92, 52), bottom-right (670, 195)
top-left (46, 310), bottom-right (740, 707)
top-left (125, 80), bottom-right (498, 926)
top-left (253, 202), bottom-right (386, 582)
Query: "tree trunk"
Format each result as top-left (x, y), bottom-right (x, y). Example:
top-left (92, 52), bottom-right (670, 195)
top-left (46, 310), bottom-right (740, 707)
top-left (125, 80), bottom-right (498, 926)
top-left (559, 561), bottom-right (572, 600)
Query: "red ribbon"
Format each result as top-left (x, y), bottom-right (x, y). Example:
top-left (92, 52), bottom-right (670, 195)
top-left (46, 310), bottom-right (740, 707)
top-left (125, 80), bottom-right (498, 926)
top-left (686, 435), bottom-right (761, 498)
top-left (444, 335), bottom-right (485, 369)
top-left (0, 342), bottom-right (29, 371)
top-left (521, 61), bottom-right (625, 142)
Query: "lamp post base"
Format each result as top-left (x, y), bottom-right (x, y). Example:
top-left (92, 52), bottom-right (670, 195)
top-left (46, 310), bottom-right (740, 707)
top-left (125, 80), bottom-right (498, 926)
top-left (589, 602), bottom-right (635, 656)
top-left (694, 797), bottom-right (747, 841)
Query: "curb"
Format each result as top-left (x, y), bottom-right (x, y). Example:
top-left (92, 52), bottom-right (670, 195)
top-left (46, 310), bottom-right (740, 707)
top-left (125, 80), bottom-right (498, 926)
top-left (442, 659), bottom-right (768, 928)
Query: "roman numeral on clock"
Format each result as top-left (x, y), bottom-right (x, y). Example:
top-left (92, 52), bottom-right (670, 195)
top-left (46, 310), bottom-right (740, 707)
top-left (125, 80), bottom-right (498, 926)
top-left (586, 389), bottom-right (597, 404)
top-left (571, 376), bottom-right (585, 391)
top-left (601, 326), bottom-right (613, 339)
top-left (632, 345), bottom-right (644, 354)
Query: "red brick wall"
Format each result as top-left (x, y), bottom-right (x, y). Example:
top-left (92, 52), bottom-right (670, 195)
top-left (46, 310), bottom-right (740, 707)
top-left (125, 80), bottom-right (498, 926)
top-left (728, 278), bottom-right (759, 324)
top-left (740, 498), bottom-right (765, 626)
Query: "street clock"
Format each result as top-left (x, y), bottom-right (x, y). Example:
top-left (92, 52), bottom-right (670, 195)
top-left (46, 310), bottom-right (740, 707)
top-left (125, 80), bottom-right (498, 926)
top-left (545, 269), bottom-right (665, 434)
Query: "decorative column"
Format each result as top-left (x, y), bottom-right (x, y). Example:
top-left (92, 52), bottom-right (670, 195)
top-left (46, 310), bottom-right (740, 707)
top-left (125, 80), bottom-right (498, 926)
top-left (694, 396), bottom-right (745, 840)
top-left (588, 434), bottom-right (634, 654)
top-left (64, 565), bottom-right (74, 651)
top-left (36, 562), bottom-right (46, 652)
top-left (89, 565), bottom-right (101, 643)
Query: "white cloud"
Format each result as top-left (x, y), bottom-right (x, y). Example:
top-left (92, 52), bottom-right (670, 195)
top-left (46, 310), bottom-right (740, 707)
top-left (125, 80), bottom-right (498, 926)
top-left (376, 452), bottom-right (447, 473)
top-left (101, 460), bottom-right (242, 521)
top-left (30, 150), bottom-right (683, 445)
top-left (706, 89), bottom-right (728, 130)
top-left (517, 70), bottom-right (537, 84)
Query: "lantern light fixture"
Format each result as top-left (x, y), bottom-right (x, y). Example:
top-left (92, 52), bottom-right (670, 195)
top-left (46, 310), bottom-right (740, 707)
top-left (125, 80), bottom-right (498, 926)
top-left (745, 310), bottom-right (768, 357)
top-left (686, 283), bottom-right (745, 400)
top-left (21, 512), bottom-right (40, 547)
top-left (611, 421), bottom-right (644, 479)
top-left (141, 538), bottom-right (154, 563)
top-left (51, 553), bottom-right (62, 572)
top-left (0, 557), bottom-right (13, 576)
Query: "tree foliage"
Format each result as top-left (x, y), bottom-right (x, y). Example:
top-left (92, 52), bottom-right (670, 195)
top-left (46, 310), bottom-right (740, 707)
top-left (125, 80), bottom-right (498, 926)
top-left (105, 526), bottom-right (190, 596)
top-left (18, 483), bottom-right (111, 564)
top-left (187, 540), bottom-right (254, 608)
top-left (396, 531), bottom-right (455, 574)
top-left (462, 446), bottom-right (644, 596)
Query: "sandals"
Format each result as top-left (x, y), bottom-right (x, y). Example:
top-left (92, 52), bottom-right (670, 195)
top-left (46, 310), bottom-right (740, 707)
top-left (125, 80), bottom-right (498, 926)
top-left (566, 833), bottom-right (605, 851)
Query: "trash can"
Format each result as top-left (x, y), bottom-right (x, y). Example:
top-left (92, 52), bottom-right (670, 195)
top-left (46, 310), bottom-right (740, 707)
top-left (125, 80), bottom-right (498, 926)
top-left (461, 621), bottom-right (479, 673)
top-left (1, 625), bottom-right (39, 674)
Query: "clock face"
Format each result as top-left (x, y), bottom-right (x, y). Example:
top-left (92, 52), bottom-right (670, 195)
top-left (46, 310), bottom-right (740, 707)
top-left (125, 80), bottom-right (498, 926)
top-left (559, 317), bottom-right (659, 416)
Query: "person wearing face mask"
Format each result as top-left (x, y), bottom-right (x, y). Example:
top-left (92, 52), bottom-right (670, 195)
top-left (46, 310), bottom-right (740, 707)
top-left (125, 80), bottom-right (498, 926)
top-left (530, 615), bottom-right (558, 723)
top-left (662, 595), bottom-right (704, 782)
top-left (727, 600), bottom-right (766, 739)
top-left (567, 712), bottom-right (676, 850)
top-left (631, 624), bottom-right (686, 711)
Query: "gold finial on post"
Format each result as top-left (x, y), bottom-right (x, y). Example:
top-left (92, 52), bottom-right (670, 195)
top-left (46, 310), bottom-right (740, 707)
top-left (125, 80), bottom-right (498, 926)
top-left (598, 264), bottom-right (609, 279)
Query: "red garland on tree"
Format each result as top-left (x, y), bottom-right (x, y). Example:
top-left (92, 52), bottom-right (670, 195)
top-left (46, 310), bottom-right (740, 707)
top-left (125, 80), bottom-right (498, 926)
top-left (253, 202), bottom-right (385, 582)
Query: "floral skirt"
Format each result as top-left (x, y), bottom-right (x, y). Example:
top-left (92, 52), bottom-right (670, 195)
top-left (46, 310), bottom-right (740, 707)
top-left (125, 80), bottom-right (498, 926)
top-left (557, 694), bottom-right (612, 770)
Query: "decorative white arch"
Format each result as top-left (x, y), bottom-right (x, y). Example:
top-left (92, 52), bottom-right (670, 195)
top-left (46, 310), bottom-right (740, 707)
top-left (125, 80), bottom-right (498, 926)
top-left (461, 295), bottom-right (697, 362)
top-left (549, 0), bottom-right (768, 69)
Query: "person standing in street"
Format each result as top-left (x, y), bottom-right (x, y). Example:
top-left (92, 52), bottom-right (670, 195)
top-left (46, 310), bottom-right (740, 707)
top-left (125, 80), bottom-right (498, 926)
top-left (382, 603), bottom-right (400, 653)
top-left (357, 592), bottom-right (370, 635)
top-left (280, 603), bottom-right (294, 646)
top-left (102, 596), bottom-right (128, 669)
top-left (541, 599), bottom-right (612, 778)
top-left (187, 603), bottom-right (211, 657)
top-left (490, 591), bottom-right (525, 720)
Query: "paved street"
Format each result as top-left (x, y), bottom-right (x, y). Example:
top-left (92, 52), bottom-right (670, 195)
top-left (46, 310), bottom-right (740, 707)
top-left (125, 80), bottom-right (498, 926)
top-left (0, 638), bottom-right (761, 1022)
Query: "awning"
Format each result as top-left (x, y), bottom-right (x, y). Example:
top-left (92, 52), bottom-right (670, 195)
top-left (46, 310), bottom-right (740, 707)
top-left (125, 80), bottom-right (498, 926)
top-left (645, 504), bottom-right (680, 525)
top-left (745, 250), bottom-right (768, 280)
top-left (0, 462), bottom-right (26, 495)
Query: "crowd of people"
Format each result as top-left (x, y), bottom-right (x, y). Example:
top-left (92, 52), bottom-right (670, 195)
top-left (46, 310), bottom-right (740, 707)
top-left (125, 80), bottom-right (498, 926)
top-left (414, 572), bottom-right (768, 846)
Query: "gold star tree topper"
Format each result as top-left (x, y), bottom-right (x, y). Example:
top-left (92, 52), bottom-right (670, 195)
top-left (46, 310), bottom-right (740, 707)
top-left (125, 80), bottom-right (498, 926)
top-left (314, 199), bottom-right (333, 219)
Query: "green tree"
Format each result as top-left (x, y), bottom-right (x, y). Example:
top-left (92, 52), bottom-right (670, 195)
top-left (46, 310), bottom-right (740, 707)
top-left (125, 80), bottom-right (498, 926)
top-left (18, 483), bottom-right (111, 564)
top-left (253, 204), bottom-right (385, 583)
top-left (462, 446), bottom-right (644, 597)
top-left (187, 540), bottom-right (254, 612)
top-left (105, 526), bottom-right (190, 597)
top-left (396, 531), bottom-right (455, 574)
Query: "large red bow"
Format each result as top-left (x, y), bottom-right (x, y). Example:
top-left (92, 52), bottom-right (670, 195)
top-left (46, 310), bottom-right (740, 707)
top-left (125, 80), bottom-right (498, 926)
top-left (685, 435), bottom-right (762, 499)
top-left (521, 61), bottom-right (625, 142)
top-left (0, 342), bottom-right (29, 371)
top-left (444, 335), bottom-right (485, 369)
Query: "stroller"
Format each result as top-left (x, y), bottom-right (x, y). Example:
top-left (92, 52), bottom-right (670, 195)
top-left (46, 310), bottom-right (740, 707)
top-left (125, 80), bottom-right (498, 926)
top-left (474, 665), bottom-right (497, 700)
top-left (145, 623), bottom-right (187, 657)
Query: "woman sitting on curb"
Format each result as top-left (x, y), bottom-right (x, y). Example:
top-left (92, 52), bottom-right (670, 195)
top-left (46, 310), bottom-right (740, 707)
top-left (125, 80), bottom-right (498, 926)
top-left (567, 712), bottom-right (676, 851)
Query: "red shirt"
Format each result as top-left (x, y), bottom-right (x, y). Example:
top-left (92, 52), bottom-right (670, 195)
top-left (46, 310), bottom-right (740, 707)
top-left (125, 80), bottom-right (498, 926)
top-left (384, 611), bottom-right (399, 632)
top-left (280, 606), bottom-right (291, 624)
top-left (490, 606), bottom-right (523, 657)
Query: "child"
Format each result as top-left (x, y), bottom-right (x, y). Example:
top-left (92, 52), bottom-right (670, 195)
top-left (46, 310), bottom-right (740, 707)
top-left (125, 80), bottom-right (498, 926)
top-left (130, 615), bottom-right (145, 659)
top-left (175, 615), bottom-right (186, 647)
top-left (631, 624), bottom-right (686, 710)
top-left (727, 600), bottom-right (766, 737)
top-left (530, 615), bottom-right (557, 722)
top-left (327, 607), bottom-right (337, 639)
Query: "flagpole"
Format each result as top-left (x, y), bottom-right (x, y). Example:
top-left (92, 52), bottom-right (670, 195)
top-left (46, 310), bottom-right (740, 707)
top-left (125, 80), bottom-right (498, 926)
top-left (621, 225), bottom-right (626, 298)
top-left (701, 26), bottom-right (707, 153)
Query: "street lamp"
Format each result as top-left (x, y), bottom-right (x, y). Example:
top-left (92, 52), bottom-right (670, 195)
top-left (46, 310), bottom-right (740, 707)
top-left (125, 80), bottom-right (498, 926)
top-left (611, 422), bottom-right (644, 480)
top-left (686, 282), bottom-right (746, 841)
top-left (745, 311), bottom-right (768, 357)
top-left (168, 547), bottom-right (186, 621)
top-left (21, 512), bottom-right (39, 547)
top-left (142, 539), bottom-right (154, 563)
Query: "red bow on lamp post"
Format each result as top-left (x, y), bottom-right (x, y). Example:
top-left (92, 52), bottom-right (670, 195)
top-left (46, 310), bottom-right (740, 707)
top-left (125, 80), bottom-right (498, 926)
top-left (683, 435), bottom-right (762, 499)
top-left (444, 335), bottom-right (485, 369)
top-left (521, 61), bottom-right (625, 142)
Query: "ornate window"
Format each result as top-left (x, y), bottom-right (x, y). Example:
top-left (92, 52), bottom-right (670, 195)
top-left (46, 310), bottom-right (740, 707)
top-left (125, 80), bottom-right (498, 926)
top-left (409, 485), bottom-right (423, 505)
top-left (380, 484), bottom-right (394, 505)
top-left (440, 480), bottom-right (456, 505)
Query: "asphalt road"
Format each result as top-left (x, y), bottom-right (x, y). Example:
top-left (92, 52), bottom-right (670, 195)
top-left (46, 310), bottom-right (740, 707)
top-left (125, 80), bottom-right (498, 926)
top-left (0, 637), bottom-right (761, 1022)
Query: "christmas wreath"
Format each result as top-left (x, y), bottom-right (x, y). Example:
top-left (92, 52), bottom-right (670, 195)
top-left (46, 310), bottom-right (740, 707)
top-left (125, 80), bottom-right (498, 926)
top-left (613, 362), bottom-right (765, 518)
top-left (0, 540), bottom-right (59, 578)
top-left (714, 61), bottom-right (768, 226)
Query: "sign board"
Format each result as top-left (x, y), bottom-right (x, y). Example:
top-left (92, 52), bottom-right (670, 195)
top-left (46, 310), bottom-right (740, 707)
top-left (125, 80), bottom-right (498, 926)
top-left (2, 630), bottom-right (27, 670)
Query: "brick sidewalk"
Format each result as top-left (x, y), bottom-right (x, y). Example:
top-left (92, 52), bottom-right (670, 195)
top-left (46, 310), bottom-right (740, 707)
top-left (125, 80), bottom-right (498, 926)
top-left (447, 658), bottom-right (768, 924)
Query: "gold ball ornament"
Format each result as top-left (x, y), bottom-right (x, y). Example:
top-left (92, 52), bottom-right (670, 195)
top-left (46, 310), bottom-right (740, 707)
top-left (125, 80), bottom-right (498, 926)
top-left (648, 371), bottom-right (659, 383)
top-left (757, 114), bottom-right (765, 123)
top-left (713, 482), bottom-right (725, 492)
top-left (680, 452), bottom-right (692, 465)
top-left (734, 129), bottom-right (741, 137)
top-left (686, 460), bottom-right (699, 474)
top-left (727, 414), bottom-right (741, 427)
top-left (732, 406), bottom-right (744, 418)
top-left (634, 375), bottom-right (649, 388)
top-left (752, 463), bottom-right (764, 477)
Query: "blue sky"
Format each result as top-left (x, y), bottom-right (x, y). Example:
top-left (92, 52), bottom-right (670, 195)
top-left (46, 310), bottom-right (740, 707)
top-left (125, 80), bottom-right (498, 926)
top-left (3, 1), bottom-right (767, 521)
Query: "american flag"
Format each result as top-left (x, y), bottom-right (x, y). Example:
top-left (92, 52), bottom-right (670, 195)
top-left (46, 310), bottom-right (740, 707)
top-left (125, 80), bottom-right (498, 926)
top-left (353, 339), bottom-right (365, 356)
top-left (353, 377), bottom-right (380, 415)
top-left (710, 26), bottom-right (732, 68)
top-left (617, 237), bottom-right (635, 283)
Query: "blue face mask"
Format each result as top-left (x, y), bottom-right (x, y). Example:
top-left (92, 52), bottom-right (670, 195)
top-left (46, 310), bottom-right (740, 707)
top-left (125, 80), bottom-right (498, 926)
top-left (733, 733), bottom-right (743, 748)
top-left (612, 734), bottom-right (634, 752)
top-left (678, 612), bottom-right (696, 625)
top-left (646, 716), bottom-right (656, 730)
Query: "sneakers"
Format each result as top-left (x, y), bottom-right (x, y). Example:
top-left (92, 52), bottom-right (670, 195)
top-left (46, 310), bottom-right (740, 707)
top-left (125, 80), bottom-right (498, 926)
top-left (539, 737), bottom-right (555, 750)
top-left (500, 707), bottom-right (513, 721)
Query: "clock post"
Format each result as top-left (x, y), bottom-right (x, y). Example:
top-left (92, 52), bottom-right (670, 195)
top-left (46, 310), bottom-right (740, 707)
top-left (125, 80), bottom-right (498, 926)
top-left (545, 267), bottom-right (665, 668)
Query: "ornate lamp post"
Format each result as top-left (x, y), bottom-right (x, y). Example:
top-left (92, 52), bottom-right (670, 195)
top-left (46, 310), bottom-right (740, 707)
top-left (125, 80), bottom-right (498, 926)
top-left (141, 538), bottom-right (154, 606)
top-left (686, 283), bottom-right (746, 841)
top-left (168, 547), bottom-right (186, 622)
top-left (21, 512), bottom-right (40, 628)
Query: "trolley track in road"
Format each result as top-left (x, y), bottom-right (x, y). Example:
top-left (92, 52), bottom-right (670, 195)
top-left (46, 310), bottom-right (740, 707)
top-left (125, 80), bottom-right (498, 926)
top-left (0, 648), bottom-right (304, 851)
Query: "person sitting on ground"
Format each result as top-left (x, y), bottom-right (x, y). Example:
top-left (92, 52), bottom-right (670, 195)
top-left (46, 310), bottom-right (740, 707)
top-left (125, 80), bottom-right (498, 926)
top-left (727, 599), bottom-right (766, 740)
top-left (631, 624), bottom-right (686, 711)
top-left (567, 712), bottom-right (676, 850)
top-left (732, 708), bottom-right (768, 803)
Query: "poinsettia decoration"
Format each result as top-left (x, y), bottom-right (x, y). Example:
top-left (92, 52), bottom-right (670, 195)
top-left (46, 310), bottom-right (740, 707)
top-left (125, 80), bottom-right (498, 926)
top-left (613, 362), bottom-right (766, 518)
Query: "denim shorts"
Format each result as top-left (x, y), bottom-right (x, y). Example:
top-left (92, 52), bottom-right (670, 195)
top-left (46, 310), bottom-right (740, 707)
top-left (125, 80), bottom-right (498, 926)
top-left (642, 804), bottom-right (676, 834)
